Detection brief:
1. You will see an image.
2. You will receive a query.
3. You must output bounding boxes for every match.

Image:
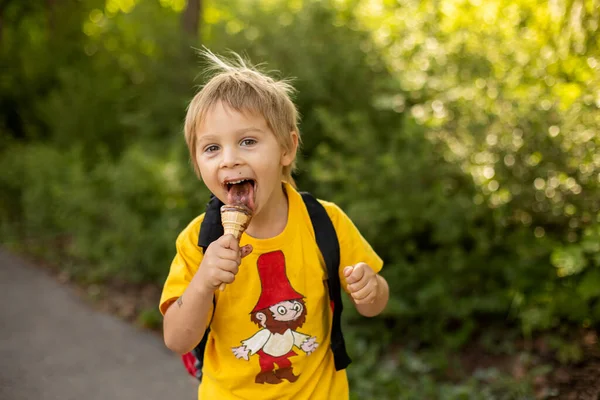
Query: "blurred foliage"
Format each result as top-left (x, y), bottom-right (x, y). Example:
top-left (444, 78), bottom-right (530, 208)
top-left (138, 307), bottom-right (163, 330)
top-left (1, 0), bottom-right (599, 397)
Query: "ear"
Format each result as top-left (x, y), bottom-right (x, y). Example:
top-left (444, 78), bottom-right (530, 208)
top-left (281, 131), bottom-right (299, 167)
top-left (255, 312), bottom-right (267, 328)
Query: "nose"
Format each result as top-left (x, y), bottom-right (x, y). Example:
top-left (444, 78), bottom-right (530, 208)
top-left (219, 146), bottom-right (241, 169)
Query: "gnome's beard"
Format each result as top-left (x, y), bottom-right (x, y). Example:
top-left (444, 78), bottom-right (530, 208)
top-left (251, 304), bottom-right (307, 334)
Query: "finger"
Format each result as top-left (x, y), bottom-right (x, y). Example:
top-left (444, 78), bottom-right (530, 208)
top-left (216, 269), bottom-right (236, 285)
top-left (210, 274), bottom-right (233, 290)
top-left (343, 266), bottom-right (353, 277)
top-left (218, 234), bottom-right (240, 251)
top-left (351, 279), bottom-right (377, 302)
top-left (240, 244), bottom-right (253, 258)
top-left (218, 259), bottom-right (240, 275)
top-left (352, 284), bottom-right (377, 304)
top-left (347, 275), bottom-right (369, 293)
top-left (354, 293), bottom-right (376, 305)
top-left (345, 263), bottom-right (366, 284)
top-left (217, 246), bottom-right (241, 262)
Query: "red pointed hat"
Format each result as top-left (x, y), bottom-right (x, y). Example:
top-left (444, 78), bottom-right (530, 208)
top-left (251, 251), bottom-right (304, 313)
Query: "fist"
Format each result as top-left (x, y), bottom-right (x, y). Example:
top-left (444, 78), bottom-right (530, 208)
top-left (344, 262), bottom-right (378, 305)
top-left (195, 234), bottom-right (253, 292)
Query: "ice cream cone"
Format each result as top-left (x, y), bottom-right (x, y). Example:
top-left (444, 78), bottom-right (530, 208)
top-left (219, 205), bottom-right (253, 291)
top-left (221, 205), bottom-right (252, 240)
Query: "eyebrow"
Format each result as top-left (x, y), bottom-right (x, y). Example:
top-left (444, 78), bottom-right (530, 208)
top-left (234, 127), bottom-right (264, 135)
top-left (197, 127), bottom-right (265, 143)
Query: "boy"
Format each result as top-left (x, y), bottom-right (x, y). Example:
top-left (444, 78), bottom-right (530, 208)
top-left (159, 49), bottom-right (389, 400)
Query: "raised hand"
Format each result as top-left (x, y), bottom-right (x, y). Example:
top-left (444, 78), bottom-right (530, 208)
top-left (193, 234), bottom-right (253, 292)
top-left (344, 262), bottom-right (378, 305)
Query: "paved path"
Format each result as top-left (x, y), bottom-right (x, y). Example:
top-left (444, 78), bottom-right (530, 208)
top-left (0, 250), bottom-right (197, 400)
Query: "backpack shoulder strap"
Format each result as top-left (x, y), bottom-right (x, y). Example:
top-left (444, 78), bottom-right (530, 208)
top-left (198, 194), bottom-right (224, 251)
top-left (188, 299), bottom-right (213, 381)
top-left (300, 192), bottom-right (352, 371)
top-left (188, 194), bottom-right (223, 382)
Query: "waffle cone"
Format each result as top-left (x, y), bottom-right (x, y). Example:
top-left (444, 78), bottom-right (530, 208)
top-left (221, 205), bottom-right (252, 240)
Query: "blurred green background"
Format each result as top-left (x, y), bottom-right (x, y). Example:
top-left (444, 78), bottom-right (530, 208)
top-left (1, 0), bottom-right (599, 398)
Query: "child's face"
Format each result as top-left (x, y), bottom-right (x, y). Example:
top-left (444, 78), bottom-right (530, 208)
top-left (195, 101), bottom-right (295, 213)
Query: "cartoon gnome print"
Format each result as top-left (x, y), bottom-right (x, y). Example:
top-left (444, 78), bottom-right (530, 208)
top-left (232, 251), bottom-right (319, 384)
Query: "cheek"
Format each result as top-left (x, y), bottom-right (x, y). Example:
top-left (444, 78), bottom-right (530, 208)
top-left (272, 312), bottom-right (287, 321)
top-left (278, 311), bottom-right (297, 321)
top-left (196, 156), bottom-right (216, 178)
top-left (252, 147), bottom-right (283, 171)
top-left (197, 162), bottom-right (209, 181)
top-left (195, 155), bottom-right (205, 175)
top-left (197, 161), bottom-right (222, 193)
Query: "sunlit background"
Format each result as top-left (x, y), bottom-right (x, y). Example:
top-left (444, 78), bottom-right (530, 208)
top-left (1, 0), bottom-right (599, 398)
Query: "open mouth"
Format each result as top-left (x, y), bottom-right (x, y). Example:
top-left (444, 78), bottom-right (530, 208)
top-left (224, 178), bottom-right (256, 211)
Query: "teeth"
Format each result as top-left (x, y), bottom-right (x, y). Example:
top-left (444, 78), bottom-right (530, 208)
top-left (226, 179), bottom-right (250, 185)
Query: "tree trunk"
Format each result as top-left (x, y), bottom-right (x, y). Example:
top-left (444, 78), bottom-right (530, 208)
top-left (0, 0), bottom-right (10, 45)
top-left (47, 0), bottom-right (56, 34)
top-left (181, 0), bottom-right (201, 37)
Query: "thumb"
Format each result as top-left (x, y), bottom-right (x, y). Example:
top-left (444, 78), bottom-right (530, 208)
top-left (343, 266), bottom-right (353, 277)
top-left (240, 244), bottom-right (253, 258)
top-left (219, 234), bottom-right (239, 250)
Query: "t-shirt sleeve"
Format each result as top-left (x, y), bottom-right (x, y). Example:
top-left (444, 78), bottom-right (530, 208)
top-left (159, 214), bottom-right (206, 316)
top-left (320, 201), bottom-right (384, 292)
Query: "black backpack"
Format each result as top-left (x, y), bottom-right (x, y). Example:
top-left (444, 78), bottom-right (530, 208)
top-left (183, 192), bottom-right (351, 382)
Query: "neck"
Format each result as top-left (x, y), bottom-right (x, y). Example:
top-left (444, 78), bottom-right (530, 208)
top-left (246, 183), bottom-right (289, 239)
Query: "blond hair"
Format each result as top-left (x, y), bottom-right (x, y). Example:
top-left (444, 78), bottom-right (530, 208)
top-left (184, 48), bottom-right (300, 188)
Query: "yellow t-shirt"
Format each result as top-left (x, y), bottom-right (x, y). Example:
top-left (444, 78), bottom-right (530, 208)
top-left (160, 183), bottom-right (383, 400)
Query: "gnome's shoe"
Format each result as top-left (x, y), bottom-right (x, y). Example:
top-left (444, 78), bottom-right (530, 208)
top-left (275, 367), bottom-right (299, 382)
top-left (255, 371), bottom-right (282, 384)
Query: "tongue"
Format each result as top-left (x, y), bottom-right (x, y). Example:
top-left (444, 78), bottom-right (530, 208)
top-left (227, 181), bottom-right (255, 211)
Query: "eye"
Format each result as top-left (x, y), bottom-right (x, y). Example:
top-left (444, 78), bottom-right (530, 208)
top-left (240, 138), bottom-right (257, 147)
top-left (292, 302), bottom-right (302, 312)
top-left (277, 306), bottom-right (287, 315)
top-left (204, 144), bottom-right (219, 153)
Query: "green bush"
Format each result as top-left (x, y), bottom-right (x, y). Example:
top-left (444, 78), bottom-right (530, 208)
top-left (0, 142), bottom-right (208, 283)
top-left (203, 0), bottom-right (600, 349)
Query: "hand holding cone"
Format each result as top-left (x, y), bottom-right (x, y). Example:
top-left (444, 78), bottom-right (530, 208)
top-left (219, 205), bottom-right (253, 291)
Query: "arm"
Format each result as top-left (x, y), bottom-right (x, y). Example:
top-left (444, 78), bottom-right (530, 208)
top-left (241, 329), bottom-right (271, 355)
top-left (162, 284), bottom-right (214, 355)
top-left (318, 202), bottom-right (387, 317)
top-left (162, 235), bottom-right (253, 355)
top-left (292, 331), bottom-right (319, 355)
